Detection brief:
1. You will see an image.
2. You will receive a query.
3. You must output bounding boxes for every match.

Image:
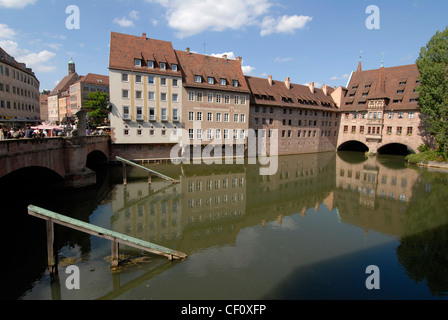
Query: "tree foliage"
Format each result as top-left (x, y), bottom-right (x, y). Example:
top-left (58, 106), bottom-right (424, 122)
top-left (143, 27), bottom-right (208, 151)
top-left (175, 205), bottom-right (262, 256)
top-left (84, 91), bottom-right (110, 126)
top-left (416, 26), bottom-right (448, 159)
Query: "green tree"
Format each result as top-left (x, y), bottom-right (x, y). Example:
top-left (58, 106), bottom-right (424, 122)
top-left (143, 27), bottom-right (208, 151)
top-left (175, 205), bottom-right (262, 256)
top-left (84, 91), bottom-right (110, 126)
top-left (416, 26), bottom-right (448, 159)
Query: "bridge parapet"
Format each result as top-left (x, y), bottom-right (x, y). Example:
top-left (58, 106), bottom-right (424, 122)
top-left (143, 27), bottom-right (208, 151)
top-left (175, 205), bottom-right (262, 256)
top-left (0, 135), bottom-right (110, 188)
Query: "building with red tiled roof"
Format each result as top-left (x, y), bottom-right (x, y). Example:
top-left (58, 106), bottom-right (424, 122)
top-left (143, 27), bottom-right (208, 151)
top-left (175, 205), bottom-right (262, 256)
top-left (338, 62), bottom-right (430, 154)
top-left (246, 75), bottom-right (342, 155)
top-left (0, 46), bottom-right (41, 126)
top-left (69, 73), bottom-right (109, 120)
top-left (48, 59), bottom-right (80, 123)
top-left (108, 31), bottom-right (251, 159)
top-left (109, 32), bottom-right (183, 158)
top-left (175, 49), bottom-right (250, 157)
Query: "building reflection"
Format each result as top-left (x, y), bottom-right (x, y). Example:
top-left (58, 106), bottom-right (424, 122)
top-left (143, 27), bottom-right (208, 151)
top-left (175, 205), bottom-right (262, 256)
top-left (334, 152), bottom-right (421, 237)
top-left (108, 153), bottom-right (338, 254)
top-left (108, 151), bottom-right (433, 255)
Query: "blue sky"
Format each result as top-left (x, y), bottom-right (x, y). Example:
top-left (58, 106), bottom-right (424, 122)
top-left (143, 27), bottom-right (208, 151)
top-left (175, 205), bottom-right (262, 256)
top-left (0, 0), bottom-right (447, 91)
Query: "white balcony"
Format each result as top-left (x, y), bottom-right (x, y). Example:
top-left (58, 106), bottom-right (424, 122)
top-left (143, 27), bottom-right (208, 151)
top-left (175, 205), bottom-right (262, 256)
top-left (136, 114), bottom-right (144, 121)
top-left (123, 114), bottom-right (131, 120)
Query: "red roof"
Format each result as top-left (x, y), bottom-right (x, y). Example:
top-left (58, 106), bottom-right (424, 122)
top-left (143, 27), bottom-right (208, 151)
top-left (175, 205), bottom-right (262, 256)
top-left (245, 76), bottom-right (339, 111)
top-left (175, 50), bottom-right (250, 93)
top-left (109, 32), bottom-right (181, 77)
top-left (341, 64), bottom-right (421, 111)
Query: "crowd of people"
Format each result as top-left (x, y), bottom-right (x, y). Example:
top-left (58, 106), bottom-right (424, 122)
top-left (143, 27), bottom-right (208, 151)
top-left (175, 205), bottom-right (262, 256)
top-left (0, 125), bottom-right (110, 140)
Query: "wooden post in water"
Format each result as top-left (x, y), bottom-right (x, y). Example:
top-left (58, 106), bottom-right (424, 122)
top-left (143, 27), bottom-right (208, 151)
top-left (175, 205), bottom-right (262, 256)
top-left (148, 172), bottom-right (152, 185)
top-left (111, 237), bottom-right (119, 268)
top-left (46, 219), bottom-right (57, 275)
top-left (122, 162), bottom-right (127, 186)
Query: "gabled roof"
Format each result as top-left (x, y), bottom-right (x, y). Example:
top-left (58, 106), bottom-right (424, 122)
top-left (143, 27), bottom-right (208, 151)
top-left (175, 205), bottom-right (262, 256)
top-left (109, 32), bottom-right (181, 77)
top-left (245, 76), bottom-right (339, 111)
top-left (341, 64), bottom-right (421, 111)
top-left (50, 72), bottom-right (79, 96)
top-left (175, 50), bottom-right (250, 93)
top-left (80, 73), bottom-right (109, 86)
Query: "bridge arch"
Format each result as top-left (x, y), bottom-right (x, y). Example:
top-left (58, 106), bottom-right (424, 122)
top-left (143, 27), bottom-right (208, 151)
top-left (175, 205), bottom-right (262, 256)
top-left (86, 150), bottom-right (108, 167)
top-left (337, 140), bottom-right (369, 153)
top-left (0, 166), bottom-right (64, 188)
top-left (377, 143), bottom-right (415, 156)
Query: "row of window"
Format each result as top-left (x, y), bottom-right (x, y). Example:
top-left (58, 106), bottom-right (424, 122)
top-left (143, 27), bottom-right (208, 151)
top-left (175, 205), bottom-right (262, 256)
top-left (254, 118), bottom-right (338, 127)
top-left (344, 111), bottom-right (415, 119)
top-left (188, 128), bottom-right (246, 140)
top-left (351, 80), bottom-right (420, 90)
top-left (122, 89), bottom-right (180, 102)
top-left (122, 106), bottom-right (180, 122)
top-left (346, 99), bottom-right (419, 106)
top-left (122, 73), bottom-right (180, 87)
top-left (195, 75), bottom-right (239, 88)
top-left (0, 83), bottom-right (38, 100)
top-left (0, 63), bottom-right (38, 88)
top-left (343, 125), bottom-right (414, 135)
top-left (254, 106), bottom-right (337, 118)
top-left (122, 127), bottom-right (247, 140)
top-left (254, 129), bottom-right (337, 138)
top-left (134, 58), bottom-right (178, 72)
top-left (188, 111), bottom-right (246, 123)
top-left (188, 91), bottom-right (247, 105)
top-left (0, 100), bottom-right (37, 112)
top-left (188, 178), bottom-right (245, 192)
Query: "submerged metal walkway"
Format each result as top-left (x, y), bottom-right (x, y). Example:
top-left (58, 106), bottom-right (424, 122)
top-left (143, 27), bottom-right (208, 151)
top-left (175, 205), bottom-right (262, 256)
top-left (116, 156), bottom-right (180, 185)
top-left (28, 205), bottom-right (187, 273)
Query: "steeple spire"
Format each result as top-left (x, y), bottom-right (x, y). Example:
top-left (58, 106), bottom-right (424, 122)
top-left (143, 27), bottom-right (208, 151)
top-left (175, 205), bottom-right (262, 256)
top-left (357, 50), bottom-right (363, 72)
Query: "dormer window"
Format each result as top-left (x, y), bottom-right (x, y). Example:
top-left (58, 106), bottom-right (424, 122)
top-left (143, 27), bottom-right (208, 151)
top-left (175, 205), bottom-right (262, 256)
top-left (134, 59), bottom-right (142, 67)
top-left (208, 77), bottom-right (215, 85)
top-left (220, 78), bottom-right (227, 86)
top-left (232, 80), bottom-right (239, 87)
top-left (399, 81), bottom-right (407, 85)
top-left (172, 64), bottom-right (178, 71)
top-left (160, 62), bottom-right (166, 70)
top-left (147, 60), bottom-right (154, 68)
top-left (195, 75), bottom-right (202, 83)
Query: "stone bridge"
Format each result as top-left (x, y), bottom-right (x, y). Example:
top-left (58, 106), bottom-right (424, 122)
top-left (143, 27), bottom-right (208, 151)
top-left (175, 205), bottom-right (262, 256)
top-left (0, 135), bottom-right (110, 188)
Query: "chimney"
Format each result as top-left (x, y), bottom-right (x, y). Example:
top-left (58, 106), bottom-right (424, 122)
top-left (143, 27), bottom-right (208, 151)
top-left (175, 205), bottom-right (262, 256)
top-left (222, 54), bottom-right (228, 60)
top-left (309, 82), bottom-right (314, 93)
top-left (285, 77), bottom-right (291, 90)
top-left (268, 75), bottom-right (273, 86)
top-left (236, 56), bottom-right (243, 64)
top-left (142, 33), bottom-right (147, 40)
top-left (186, 47), bottom-right (190, 54)
top-left (322, 84), bottom-right (328, 95)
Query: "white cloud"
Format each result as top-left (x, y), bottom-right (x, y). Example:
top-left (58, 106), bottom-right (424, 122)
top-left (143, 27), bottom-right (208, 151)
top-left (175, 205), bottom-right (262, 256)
top-left (261, 15), bottom-right (312, 36)
top-left (129, 10), bottom-right (140, 20)
top-left (0, 0), bottom-right (36, 9)
top-left (113, 10), bottom-right (140, 27)
top-left (0, 23), bottom-right (17, 39)
top-left (0, 40), bottom-right (56, 73)
top-left (330, 74), bottom-right (349, 81)
top-left (275, 56), bottom-right (293, 63)
top-left (209, 51), bottom-right (255, 75)
top-left (147, 0), bottom-right (272, 38)
top-left (113, 17), bottom-right (135, 27)
top-left (209, 51), bottom-right (236, 60)
top-left (242, 65), bottom-right (255, 75)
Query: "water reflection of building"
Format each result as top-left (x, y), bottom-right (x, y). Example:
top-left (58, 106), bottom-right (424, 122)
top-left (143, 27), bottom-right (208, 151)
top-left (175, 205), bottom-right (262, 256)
top-left (246, 152), bottom-right (337, 219)
top-left (109, 164), bottom-right (247, 253)
top-left (334, 153), bottom-right (421, 237)
top-left (110, 181), bottom-right (183, 246)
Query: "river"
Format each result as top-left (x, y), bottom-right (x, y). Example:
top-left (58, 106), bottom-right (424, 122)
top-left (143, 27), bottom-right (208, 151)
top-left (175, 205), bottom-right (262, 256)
top-left (2, 151), bottom-right (448, 300)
